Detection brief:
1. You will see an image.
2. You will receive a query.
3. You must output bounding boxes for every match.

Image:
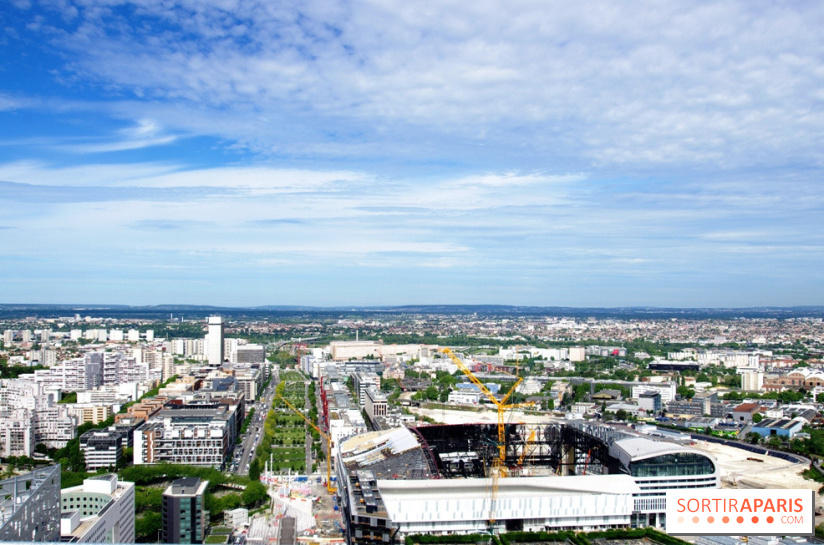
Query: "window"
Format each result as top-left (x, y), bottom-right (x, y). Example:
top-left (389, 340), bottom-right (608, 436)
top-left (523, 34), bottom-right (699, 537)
top-left (629, 453), bottom-right (715, 477)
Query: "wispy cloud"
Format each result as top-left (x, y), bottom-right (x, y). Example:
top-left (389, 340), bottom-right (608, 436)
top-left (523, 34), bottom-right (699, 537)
top-left (2, 2), bottom-right (824, 305)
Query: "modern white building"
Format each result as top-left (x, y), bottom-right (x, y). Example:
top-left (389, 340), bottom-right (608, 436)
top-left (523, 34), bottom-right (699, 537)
top-left (336, 422), bottom-right (719, 544)
top-left (364, 388), bottom-right (388, 422)
top-left (60, 474), bottom-right (135, 543)
top-left (207, 316), bottom-right (224, 366)
top-left (0, 465), bottom-right (62, 542)
top-left (631, 382), bottom-right (676, 403)
top-left (447, 390), bottom-right (481, 404)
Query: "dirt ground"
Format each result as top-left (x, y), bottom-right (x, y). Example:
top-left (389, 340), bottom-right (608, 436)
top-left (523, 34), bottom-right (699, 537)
top-left (689, 438), bottom-right (824, 527)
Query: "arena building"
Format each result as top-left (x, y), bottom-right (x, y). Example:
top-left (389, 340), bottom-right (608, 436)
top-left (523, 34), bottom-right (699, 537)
top-left (335, 422), bottom-right (719, 545)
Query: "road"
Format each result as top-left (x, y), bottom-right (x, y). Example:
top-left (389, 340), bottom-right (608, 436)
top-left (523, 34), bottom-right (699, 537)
top-left (236, 367), bottom-right (279, 476)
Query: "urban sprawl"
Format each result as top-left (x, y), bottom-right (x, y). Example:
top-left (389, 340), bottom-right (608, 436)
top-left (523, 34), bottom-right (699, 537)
top-left (1, 311), bottom-right (824, 545)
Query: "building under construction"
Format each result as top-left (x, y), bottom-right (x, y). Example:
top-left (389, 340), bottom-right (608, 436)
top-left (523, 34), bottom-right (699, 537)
top-left (335, 421), bottom-right (719, 545)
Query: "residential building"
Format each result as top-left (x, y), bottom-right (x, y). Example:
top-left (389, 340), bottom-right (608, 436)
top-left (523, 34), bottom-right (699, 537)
top-left (66, 404), bottom-right (113, 426)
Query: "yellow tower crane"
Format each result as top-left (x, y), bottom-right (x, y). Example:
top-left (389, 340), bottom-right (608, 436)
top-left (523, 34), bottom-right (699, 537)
top-left (440, 348), bottom-right (535, 529)
top-left (276, 394), bottom-right (337, 495)
top-left (517, 429), bottom-right (536, 467)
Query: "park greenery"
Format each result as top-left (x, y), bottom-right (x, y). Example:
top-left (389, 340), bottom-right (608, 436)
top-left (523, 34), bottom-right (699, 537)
top-left (248, 378), bottom-right (308, 480)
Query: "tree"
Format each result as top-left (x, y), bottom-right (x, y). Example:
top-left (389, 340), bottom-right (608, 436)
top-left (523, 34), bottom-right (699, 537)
top-left (135, 512), bottom-right (162, 542)
top-left (745, 432), bottom-right (762, 445)
top-left (242, 481), bottom-right (269, 507)
top-left (676, 385), bottom-right (695, 400)
top-left (752, 413), bottom-right (763, 423)
top-left (248, 458), bottom-right (262, 481)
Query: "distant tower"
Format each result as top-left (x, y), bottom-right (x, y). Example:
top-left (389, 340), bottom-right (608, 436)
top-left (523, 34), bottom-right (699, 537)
top-left (207, 316), bottom-right (224, 366)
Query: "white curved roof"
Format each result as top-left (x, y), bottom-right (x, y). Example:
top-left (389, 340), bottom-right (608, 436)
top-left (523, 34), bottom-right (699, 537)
top-left (610, 436), bottom-right (713, 466)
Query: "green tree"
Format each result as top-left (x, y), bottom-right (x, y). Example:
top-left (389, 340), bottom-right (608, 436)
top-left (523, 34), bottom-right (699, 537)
top-left (242, 481), bottom-right (268, 507)
top-left (248, 458), bottom-right (262, 481)
top-left (135, 512), bottom-right (162, 542)
top-left (752, 413), bottom-right (763, 423)
top-left (745, 432), bottom-right (762, 445)
top-left (676, 385), bottom-right (695, 400)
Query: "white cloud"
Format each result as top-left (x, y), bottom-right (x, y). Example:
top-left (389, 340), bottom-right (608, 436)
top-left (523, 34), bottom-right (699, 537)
top-left (15, 1), bottom-right (822, 169)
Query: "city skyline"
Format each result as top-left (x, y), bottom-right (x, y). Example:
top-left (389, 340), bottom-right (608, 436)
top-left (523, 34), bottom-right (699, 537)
top-left (1, 1), bottom-right (823, 307)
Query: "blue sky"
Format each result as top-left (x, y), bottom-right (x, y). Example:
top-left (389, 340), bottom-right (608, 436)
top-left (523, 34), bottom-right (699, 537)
top-left (1, 1), bottom-right (823, 307)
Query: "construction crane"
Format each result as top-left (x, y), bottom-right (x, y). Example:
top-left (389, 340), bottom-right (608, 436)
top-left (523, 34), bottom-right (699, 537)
top-left (517, 429), bottom-right (536, 467)
top-left (277, 394), bottom-right (337, 495)
top-left (440, 348), bottom-right (535, 528)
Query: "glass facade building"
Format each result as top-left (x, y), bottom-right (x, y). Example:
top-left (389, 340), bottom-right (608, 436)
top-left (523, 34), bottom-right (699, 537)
top-left (161, 477), bottom-right (209, 544)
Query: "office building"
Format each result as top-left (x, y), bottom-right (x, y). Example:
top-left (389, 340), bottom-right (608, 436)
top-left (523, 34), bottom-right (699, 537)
top-left (60, 474), bottom-right (135, 543)
top-left (207, 317), bottom-right (224, 366)
top-left (364, 387), bottom-right (388, 422)
top-left (162, 477), bottom-right (209, 544)
top-left (0, 464), bottom-right (62, 542)
top-left (79, 430), bottom-right (124, 470)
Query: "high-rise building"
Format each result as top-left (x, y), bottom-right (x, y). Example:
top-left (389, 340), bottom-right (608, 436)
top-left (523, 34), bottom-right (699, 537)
top-left (60, 474), bottom-right (135, 543)
top-left (161, 477), bottom-right (209, 544)
top-left (207, 316), bottom-right (224, 366)
top-left (0, 464), bottom-right (62, 542)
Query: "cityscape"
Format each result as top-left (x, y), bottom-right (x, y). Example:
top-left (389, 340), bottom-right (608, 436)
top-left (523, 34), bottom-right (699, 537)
top-left (0, 308), bottom-right (824, 544)
top-left (3, 1), bottom-right (824, 545)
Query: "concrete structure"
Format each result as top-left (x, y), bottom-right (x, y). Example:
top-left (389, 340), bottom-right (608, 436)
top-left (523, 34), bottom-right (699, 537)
top-left (162, 477), bottom-right (209, 544)
top-left (60, 474), bottom-right (135, 543)
top-left (224, 507), bottom-right (249, 528)
top-left (364, 387), bottom-right (388, 422)
top-left (0, 464), bottom-right (62, 542)
top-left (335, 422), bottom-right (718, 543)
top-left (207, 316), bottom-right (224, 366)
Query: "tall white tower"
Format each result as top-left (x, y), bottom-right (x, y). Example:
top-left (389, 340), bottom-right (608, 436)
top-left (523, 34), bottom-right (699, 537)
top-left (207, 316), bottom-right (224, 366)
